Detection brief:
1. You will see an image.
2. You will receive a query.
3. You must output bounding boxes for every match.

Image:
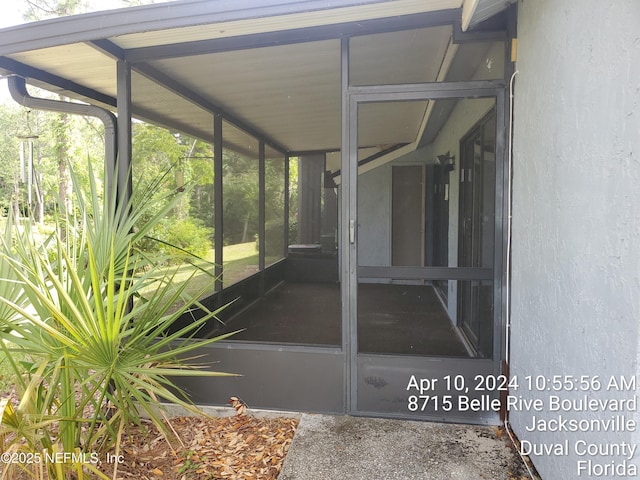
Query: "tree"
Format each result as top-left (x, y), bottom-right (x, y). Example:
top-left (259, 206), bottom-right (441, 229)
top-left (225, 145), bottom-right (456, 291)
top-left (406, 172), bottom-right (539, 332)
top-left (20, 1), bottom-right (84, 215)
top-left (222, 150), bottom-right (259, 244)
top-left (0, 104), bottom-right (21, 219)
top-left (18, 0), bottom-right (145, 218)
top-left (22, 0), bottom-right (84, 19)
top-left (131, 123), bottom-right (215, 259)
top-left (22, 0), bottom-right (160, 21)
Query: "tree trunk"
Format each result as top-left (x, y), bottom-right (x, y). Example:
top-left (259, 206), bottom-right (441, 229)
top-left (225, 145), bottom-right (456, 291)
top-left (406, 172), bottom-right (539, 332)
top-left (34, 171), bottom-right (44, 224)
top-left (241, 212), bottom-right (251, 243)
top-left (59, 157), bottom-right (68, 211)
top-left (12, 177), bottom-right (20, 227)
top-left (53, 106), bottom-right (71, 215)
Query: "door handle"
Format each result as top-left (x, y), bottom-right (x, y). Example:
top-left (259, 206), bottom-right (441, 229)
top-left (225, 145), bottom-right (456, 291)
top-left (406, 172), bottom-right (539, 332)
top-left (350, 219), bottom-right (355, 244)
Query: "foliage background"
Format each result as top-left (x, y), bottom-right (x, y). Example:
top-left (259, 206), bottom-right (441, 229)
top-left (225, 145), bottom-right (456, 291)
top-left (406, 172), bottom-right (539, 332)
top-left (0, 0), bottom-right (299, 274)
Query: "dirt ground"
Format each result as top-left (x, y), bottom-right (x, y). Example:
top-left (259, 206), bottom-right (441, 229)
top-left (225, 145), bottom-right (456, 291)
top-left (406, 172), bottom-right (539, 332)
top-left (0, 396), bottom-right (298, 480)
top-left (99, 413), bottom-right (299, 479)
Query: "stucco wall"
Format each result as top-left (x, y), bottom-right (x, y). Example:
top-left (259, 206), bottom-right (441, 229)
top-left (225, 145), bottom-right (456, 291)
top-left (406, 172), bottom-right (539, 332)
top-left (357, 163), bottom-right (391, 267)
top-left (510, 0), bottom-right (640, 478)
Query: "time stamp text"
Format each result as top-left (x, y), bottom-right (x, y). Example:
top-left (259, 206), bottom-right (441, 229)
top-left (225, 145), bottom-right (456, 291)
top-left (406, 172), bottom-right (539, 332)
top-left (406, 374), bottom-right (638, 477)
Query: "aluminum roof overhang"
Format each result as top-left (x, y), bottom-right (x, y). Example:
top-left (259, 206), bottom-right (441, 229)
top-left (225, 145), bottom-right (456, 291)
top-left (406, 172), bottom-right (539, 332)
top-left (0, 0), bottom-right (508, 155)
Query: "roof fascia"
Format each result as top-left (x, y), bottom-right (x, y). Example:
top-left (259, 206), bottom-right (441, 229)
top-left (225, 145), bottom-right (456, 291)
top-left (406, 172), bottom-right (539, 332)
top-left (0, 0), bottom-right (390, 57)
top-left (125, 9), bottom-right (459, 63)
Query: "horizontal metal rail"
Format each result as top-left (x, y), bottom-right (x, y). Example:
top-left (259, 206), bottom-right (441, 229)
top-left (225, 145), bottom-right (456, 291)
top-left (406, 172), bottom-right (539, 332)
top-left (358, 266), bottom-right (493, 281)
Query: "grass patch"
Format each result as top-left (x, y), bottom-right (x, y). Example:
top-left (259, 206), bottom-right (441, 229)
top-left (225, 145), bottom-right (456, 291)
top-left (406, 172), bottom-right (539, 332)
top-left (140, 241), bottom-right (282, 312)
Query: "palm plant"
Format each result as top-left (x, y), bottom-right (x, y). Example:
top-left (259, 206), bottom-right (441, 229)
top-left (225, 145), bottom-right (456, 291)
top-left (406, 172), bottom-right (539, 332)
top-left (0, 161), bottom-right (236, 479)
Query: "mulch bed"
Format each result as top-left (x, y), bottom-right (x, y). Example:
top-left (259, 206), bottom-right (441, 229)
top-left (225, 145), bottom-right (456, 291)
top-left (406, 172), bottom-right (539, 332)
top-left (100, 412), bottom-right (299, 480)
top-left (0, 395), bottom-right (298, 480)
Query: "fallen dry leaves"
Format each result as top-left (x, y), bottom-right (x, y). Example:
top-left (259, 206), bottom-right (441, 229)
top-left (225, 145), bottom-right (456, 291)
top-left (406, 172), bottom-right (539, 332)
top-left (0, 390), bottom-right (298, 480)
top-left (100, 407), bottom-right (299, 480)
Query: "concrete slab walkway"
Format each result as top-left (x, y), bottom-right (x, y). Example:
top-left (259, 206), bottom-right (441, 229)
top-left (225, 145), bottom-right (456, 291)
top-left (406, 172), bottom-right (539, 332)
top-left (279, 414), bottom-right (531, 480)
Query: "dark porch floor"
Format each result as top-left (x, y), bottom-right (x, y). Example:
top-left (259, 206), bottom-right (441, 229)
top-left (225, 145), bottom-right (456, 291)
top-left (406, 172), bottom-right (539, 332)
top-left (216, 282), bottom-right (470, 357)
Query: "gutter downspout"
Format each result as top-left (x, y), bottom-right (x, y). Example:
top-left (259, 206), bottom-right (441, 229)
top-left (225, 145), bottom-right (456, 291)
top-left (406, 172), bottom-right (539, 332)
top-left (8, 76), bottom-right (117, 193)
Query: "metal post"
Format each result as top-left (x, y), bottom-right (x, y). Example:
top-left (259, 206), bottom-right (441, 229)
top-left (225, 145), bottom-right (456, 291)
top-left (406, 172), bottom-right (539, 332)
top-left (259, 141), bottom-right (266, 271)
top-left (116, 60), bottom-right (132, 206)
top-left (340, 36), bottom-right (356, 414)
top-left (27, 140), bottom-right (33, 207)
top-left (214, 113), bottom-right (223, 292)
top-left (284, 154), bottom-right (290, 257)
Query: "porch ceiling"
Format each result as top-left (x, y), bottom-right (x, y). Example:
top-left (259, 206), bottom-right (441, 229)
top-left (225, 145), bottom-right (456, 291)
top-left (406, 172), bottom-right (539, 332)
top-left (0, 0), bottom-right (508, 155)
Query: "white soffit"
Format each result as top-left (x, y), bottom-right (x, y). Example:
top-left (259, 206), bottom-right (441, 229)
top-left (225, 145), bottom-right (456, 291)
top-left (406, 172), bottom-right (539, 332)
top-left (150, 39), bottom-right (341, 152)
top-left (349, 26), bottom-right (451, 85)
top-left (131, 71), bottom-right (214, 140)
top-left (9, 43), bottom-right (115, 95)
top-left (111, 0), bottom-right (462, 49)
top-left (358, 101), bottom-right (429, 147)
top-left (462, 0), bottom-right (512, 30)
top-left (146, 23), bottom-right (452, 152)
top-left (461, 0), bottom-right (480, 31)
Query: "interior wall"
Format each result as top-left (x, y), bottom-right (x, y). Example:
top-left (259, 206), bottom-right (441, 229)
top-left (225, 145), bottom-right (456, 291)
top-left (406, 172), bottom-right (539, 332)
top-left (510, 0), bottom-right (640, 478)
top-left (357, 163), bottom-right (391, 268)
top-left (357, 97), bottom-right (494, 274)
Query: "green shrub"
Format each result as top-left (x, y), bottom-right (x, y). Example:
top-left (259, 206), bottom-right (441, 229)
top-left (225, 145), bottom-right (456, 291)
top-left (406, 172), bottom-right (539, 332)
top-left (266, 219), bottom-right (285, 256)
top-left (0, 162), bottom-right (236, 480)
top-left (164, 217), bottom-right (213, 259)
